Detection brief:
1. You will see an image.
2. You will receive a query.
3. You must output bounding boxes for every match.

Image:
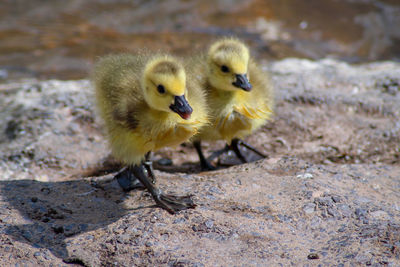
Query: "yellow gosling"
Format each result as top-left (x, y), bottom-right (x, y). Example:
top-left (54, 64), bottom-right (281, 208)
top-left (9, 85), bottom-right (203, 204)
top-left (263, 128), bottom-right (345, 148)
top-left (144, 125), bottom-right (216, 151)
top-left (189, 38), bottom-right (274, 170)
top-left (93, 53), bottom-right (208, 213)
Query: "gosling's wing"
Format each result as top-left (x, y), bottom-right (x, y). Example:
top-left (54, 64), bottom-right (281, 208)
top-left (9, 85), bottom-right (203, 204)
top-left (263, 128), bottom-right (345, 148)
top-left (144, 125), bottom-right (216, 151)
top-left (93, 54), bottom-right (147, 129)
top-left (245, 58), bottom-right (274, 118)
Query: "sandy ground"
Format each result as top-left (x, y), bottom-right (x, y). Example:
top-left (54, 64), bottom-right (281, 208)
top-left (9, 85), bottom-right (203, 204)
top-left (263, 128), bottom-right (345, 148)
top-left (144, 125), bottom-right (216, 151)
top-left (0, 58), bottom-right (399, 266)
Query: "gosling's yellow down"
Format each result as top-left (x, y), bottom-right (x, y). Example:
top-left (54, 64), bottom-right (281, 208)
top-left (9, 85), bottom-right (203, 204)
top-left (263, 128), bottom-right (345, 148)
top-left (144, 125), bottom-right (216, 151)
top-left (93, 53), bottom-right (208, 214)
top-left (190, 38), bottom-right (274, 170)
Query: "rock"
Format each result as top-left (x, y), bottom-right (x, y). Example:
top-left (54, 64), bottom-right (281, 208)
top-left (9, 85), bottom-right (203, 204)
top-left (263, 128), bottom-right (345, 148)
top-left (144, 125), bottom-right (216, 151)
top-left (307, 253), bottom-right (319, 260)
top-left (355, 208), bottom-right (368, 219)
top-left (297, 173), bottom-right (313, 179)
top-left (1, 59), bottom-right (400, 266)
top-left (315, 197), bottom-right (334, 207)
top-left (331, 196), bottom-right (341, 203)
top-left (157, 158), bottom-right (173, 166)
top-left (327, 207), bottom-right (340, 218)
top-left (337, 204), bottom-right (352, 218)
top-left (303, 203), bottom-right (316, 214)
top-left (370, 210), bottom-right (390, 220)
top-left (204, 219), bottom-right (214, 229)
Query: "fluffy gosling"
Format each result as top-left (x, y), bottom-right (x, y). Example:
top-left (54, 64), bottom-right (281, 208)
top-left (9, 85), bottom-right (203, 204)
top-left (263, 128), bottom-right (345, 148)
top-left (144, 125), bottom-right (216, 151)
top-left (93, 53), bottom-right (208, 213)
top-left (190, 38), bottom-right (274, 170)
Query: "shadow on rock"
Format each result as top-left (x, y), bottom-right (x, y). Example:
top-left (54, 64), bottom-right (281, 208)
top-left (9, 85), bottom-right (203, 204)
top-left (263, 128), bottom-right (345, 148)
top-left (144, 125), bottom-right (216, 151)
top-left (0, 177), bottom-right (137, 263)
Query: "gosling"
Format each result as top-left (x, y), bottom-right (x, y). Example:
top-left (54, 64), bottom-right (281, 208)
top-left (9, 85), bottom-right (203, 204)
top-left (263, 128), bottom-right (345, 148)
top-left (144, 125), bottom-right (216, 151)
top-left (190, 38), bottom-right (274, 170)
top-left (93, 53), bottom-right (208, 214)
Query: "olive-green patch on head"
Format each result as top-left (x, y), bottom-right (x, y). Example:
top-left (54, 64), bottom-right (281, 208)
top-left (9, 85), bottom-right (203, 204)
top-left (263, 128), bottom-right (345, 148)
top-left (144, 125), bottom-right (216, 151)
top-left (209, 39), bottom-right (250, 74)
top-left (145, 57), bottom-right (186, 96)
top-left (152, 60), bottom-right (180, 75)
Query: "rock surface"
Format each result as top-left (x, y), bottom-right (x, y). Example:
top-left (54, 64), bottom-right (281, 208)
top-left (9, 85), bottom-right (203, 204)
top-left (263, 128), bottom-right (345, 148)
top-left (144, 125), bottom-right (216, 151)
top-left (0, 59), bottom-right (399, 266)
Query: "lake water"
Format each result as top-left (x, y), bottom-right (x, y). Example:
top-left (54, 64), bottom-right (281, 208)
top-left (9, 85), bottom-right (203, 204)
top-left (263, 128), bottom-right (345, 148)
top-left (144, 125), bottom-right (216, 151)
top-left (0, 0), bottom-right (399, 80)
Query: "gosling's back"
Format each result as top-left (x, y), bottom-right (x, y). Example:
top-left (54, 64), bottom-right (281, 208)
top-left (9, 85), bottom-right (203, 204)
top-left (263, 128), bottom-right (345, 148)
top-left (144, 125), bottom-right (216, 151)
top-left (94, 54), bottom-right (147, 126)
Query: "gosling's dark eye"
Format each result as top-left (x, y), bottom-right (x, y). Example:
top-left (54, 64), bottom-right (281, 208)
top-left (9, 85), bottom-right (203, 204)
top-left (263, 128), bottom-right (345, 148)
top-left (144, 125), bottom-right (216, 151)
top-left (157, 84), bottom-right (165, 94)
top-left (221, 65), bottom-right (229, 73)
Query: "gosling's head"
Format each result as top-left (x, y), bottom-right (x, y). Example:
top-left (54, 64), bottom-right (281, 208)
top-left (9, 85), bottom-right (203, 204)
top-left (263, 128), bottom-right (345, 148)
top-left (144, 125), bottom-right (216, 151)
top-left (207, 38), bottom-right (252, 92)
top-left (142, 56), bottom-right (192, 120)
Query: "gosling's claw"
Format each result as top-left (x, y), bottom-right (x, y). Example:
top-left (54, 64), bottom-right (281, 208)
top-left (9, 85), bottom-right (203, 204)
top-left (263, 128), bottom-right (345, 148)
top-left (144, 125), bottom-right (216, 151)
top-left (155, 194), bottom-right (196, 214)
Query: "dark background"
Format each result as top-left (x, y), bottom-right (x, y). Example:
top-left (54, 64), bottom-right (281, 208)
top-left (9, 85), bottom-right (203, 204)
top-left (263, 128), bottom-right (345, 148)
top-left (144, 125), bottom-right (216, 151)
top-left (0, 0), bottom-right (399, 80)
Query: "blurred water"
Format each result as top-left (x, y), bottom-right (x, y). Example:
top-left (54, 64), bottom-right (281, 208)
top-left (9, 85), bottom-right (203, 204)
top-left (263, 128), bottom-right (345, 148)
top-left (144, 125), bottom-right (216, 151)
top-left (0, 0), bottom-right (399, 80)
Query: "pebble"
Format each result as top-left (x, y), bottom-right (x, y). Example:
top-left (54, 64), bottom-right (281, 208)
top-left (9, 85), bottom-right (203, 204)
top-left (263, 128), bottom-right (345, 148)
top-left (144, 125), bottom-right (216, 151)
top-left (297, 173), bottom-right (313, 179)
top-left (205, 219), bottom-right (214, 229)
top-left (355, 197), bottom-right (371, 204)
top-left (208, 186), bottom-right (223, 194)
top-left (355, 208), bottom-right (367, 218)
top-left (157, 158), bottom-right (173, 166)
top-left (315, 197), bottom-right (333, 207)
top-left (327, 207), bottom-right (340, 218)
top-left (370, 210), bottom-right (390, 220)
top-left (307, 253), bottom-right (319, 259)
top-left (303, 203), bottom-right (316, 214)
top-left (63, 223), bottom-right (81, 237)
top-left (337, 225), bottom-right (346, 233)
top-left (173, 217), bottom-right (186, 224)
top-left (337, 204), bottom-right (352, 217)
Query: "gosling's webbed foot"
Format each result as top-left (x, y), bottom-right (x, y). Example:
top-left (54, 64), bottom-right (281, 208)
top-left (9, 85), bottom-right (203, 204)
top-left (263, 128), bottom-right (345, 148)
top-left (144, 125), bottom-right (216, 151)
top-left (115, 167), bottom-right (144, 191)
top-left (130, 164), bottom-right (196, 214)
top-left (237, 139), bottom-right (268, 158)
top-left (154, 193), bottom-right (196, 214)
top-left (230, 138), bottom-right (267, 163)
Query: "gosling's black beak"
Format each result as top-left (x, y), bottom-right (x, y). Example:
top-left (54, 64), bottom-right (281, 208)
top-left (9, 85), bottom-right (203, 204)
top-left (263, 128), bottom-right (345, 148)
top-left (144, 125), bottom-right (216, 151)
top-left (169, 95), bottom-right (193, 120)
top-left (232, 74), bottom-right (252, 91)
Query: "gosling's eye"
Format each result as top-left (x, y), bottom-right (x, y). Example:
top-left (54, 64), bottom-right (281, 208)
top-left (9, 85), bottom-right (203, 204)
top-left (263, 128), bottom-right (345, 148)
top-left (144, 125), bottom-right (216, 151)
top-left (221, 65), bottom-right (229, 73)
top-left (157, 84), bottom-right (166, 94)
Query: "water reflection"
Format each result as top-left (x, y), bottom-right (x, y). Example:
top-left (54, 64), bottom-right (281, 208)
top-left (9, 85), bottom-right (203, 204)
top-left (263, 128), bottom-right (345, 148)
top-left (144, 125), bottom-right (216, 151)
top-left (0, 0), bottom-right (399, 80)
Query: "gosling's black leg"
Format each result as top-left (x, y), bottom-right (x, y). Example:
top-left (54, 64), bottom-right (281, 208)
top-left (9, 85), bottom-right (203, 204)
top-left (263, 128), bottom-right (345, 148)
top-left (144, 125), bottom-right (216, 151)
top-left (115, 166), bottom-right (144, 191)
top-left (143, 152), bottom-right (156, 184)
top-left (116, 152), bottom-right (157, 191)
top-left (230, 138), bottom-right (248, 163)
top-left (131, 164), bottom-right (196, 214)
top-left (238, 140), bottom-right (268, 158)
top-left (193, 140), bottom-right (216, 171)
